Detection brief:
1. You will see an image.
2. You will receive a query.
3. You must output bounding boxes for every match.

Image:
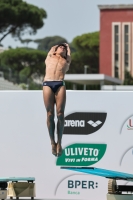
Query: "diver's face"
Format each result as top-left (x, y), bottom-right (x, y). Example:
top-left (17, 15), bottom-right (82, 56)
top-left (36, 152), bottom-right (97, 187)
top-left (56, 45), bottom-right (67, 57)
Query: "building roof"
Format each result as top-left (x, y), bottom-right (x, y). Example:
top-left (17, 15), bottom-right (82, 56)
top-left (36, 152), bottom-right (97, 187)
top-left (98, 4), bottom-right (133, 10)
top-left (64, 74), bottom-right (122, 85)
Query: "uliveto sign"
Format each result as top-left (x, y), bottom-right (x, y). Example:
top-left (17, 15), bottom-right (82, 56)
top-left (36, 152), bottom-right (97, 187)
top-left (64, 112), bottom-right (107, 135)
top-left (56, 143), bottom-right (107, 166)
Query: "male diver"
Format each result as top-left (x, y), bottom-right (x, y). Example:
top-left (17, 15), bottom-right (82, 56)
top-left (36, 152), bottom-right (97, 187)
top-left (43, 43), bottom-right (71, 157)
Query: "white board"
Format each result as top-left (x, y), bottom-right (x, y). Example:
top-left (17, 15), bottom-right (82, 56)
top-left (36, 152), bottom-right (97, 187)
top-left (0, 91), bottom-right (133, 200)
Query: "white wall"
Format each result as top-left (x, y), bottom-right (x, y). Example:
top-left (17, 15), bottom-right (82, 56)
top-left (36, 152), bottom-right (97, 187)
top-left (0, 91), bottom-right (133, 199)
top-left (101, 85), bottom-right (133, 90)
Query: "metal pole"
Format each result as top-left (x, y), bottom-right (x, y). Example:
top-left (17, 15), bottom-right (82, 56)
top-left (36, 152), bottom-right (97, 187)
top-left (84, 65), bottom-right (88, 74)
top-left (8, 68), bottom-right (12, 81)
top-left (84, 65), bottom-right (88, 90)
top-left (100, 80), bottom-right (104, 90)
top-left (73, 83), bottom-right (77, 90)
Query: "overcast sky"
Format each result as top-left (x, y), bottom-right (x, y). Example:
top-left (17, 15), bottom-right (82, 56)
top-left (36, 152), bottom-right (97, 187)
top-left (1, 0), bottom-right (133, 48)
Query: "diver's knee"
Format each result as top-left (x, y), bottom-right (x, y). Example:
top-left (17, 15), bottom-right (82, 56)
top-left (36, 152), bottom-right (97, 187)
top-left (57, 112), bottom-right (64, 121)
top-left (47, 112), bottom-right (54, 122)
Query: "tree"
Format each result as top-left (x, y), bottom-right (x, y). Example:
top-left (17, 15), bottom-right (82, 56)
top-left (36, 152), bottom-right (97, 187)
top-left (69, 32), bottom-right (99, 74)
top-left (34, 36), bottom-right (68, 51)
top-left (19, 38), bottom-right (33, 46)
top-left (123, 71), bottom-right (133, 85)
top-left (0, 48), bottom-right (47, 83)
top-left (67, 51), bottom-right (84, 74)
top-left (0, 0), bottom-right (47, 42)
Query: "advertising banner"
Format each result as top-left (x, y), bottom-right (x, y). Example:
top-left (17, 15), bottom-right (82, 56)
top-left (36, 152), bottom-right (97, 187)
top-left (0, 91), bottom-right (133, 199)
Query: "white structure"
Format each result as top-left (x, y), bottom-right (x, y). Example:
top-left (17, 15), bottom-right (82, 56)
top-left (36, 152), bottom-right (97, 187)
top-left (102, 85), bottom-right (133, 90)
top-left (0, 91), bottom-right (133, 199)
top-left (64, 74), bottom-right (122, 89)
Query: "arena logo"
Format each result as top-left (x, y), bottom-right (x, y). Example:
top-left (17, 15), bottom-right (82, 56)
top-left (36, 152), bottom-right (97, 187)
top-left (64, 112), bottom-right (107, 135)
top-left (65, 120), bottom-right (85, 127)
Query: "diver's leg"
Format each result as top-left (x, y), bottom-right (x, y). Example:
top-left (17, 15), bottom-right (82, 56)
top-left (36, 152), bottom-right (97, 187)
top-left (55, 85), bottom-right (66, 156)
top-left (43, 86), bottom-right (56, 156)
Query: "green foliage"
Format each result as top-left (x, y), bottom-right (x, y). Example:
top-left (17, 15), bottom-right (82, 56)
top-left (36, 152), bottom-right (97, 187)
top-left (123, 71), bottom-right (133, 85)
top-left (69, 52), bottom-right (85, 73)
top-left (19, 67), bottom-right (31, 78)
top-left (72, 32), bottom-right (99, 50)
top-left (65, 81), bottom-right (100, 90)
top-left (69, 32), bottom-right (99, 74)
top-left (34, 36), bottom-right (68, 51)
top-left (19, 83), bottom-right (27, 90)
top-left (28, 80), bottom-right (42, 90)
top-left (19, 38), bottom-right (33, 45)
top-left (0, 0), bottom-right (47, 42)
top-left (0, 48), bottom-right (47, 80)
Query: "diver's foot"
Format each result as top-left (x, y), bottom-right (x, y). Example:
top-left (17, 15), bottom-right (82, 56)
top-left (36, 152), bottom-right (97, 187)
top-left (52, 143), bottom-right (57, 156)
top-left (57, 143), bottom-right (62, 157)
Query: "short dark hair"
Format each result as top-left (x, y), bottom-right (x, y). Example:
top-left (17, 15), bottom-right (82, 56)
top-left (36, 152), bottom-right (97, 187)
top-left (55, 43), bottom-right (67, 59)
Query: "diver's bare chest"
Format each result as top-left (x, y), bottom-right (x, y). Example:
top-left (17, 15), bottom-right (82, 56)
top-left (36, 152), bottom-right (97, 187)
top-left (47, 55), bottom-right (66, 68)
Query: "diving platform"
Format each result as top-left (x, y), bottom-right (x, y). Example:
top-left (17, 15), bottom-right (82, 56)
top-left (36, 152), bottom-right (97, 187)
top-left (61, 167), bottom-right (133, 200)
top-left (0, 177), bottom-right (35, 199)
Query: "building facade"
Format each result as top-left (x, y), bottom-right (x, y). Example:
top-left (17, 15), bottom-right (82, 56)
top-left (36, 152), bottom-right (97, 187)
top-left (98, 5), bottom-right (133, 80)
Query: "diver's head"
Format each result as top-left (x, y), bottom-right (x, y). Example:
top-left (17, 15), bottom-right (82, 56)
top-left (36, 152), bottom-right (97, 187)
top-left (55, 43), bottom-right (67, 59)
